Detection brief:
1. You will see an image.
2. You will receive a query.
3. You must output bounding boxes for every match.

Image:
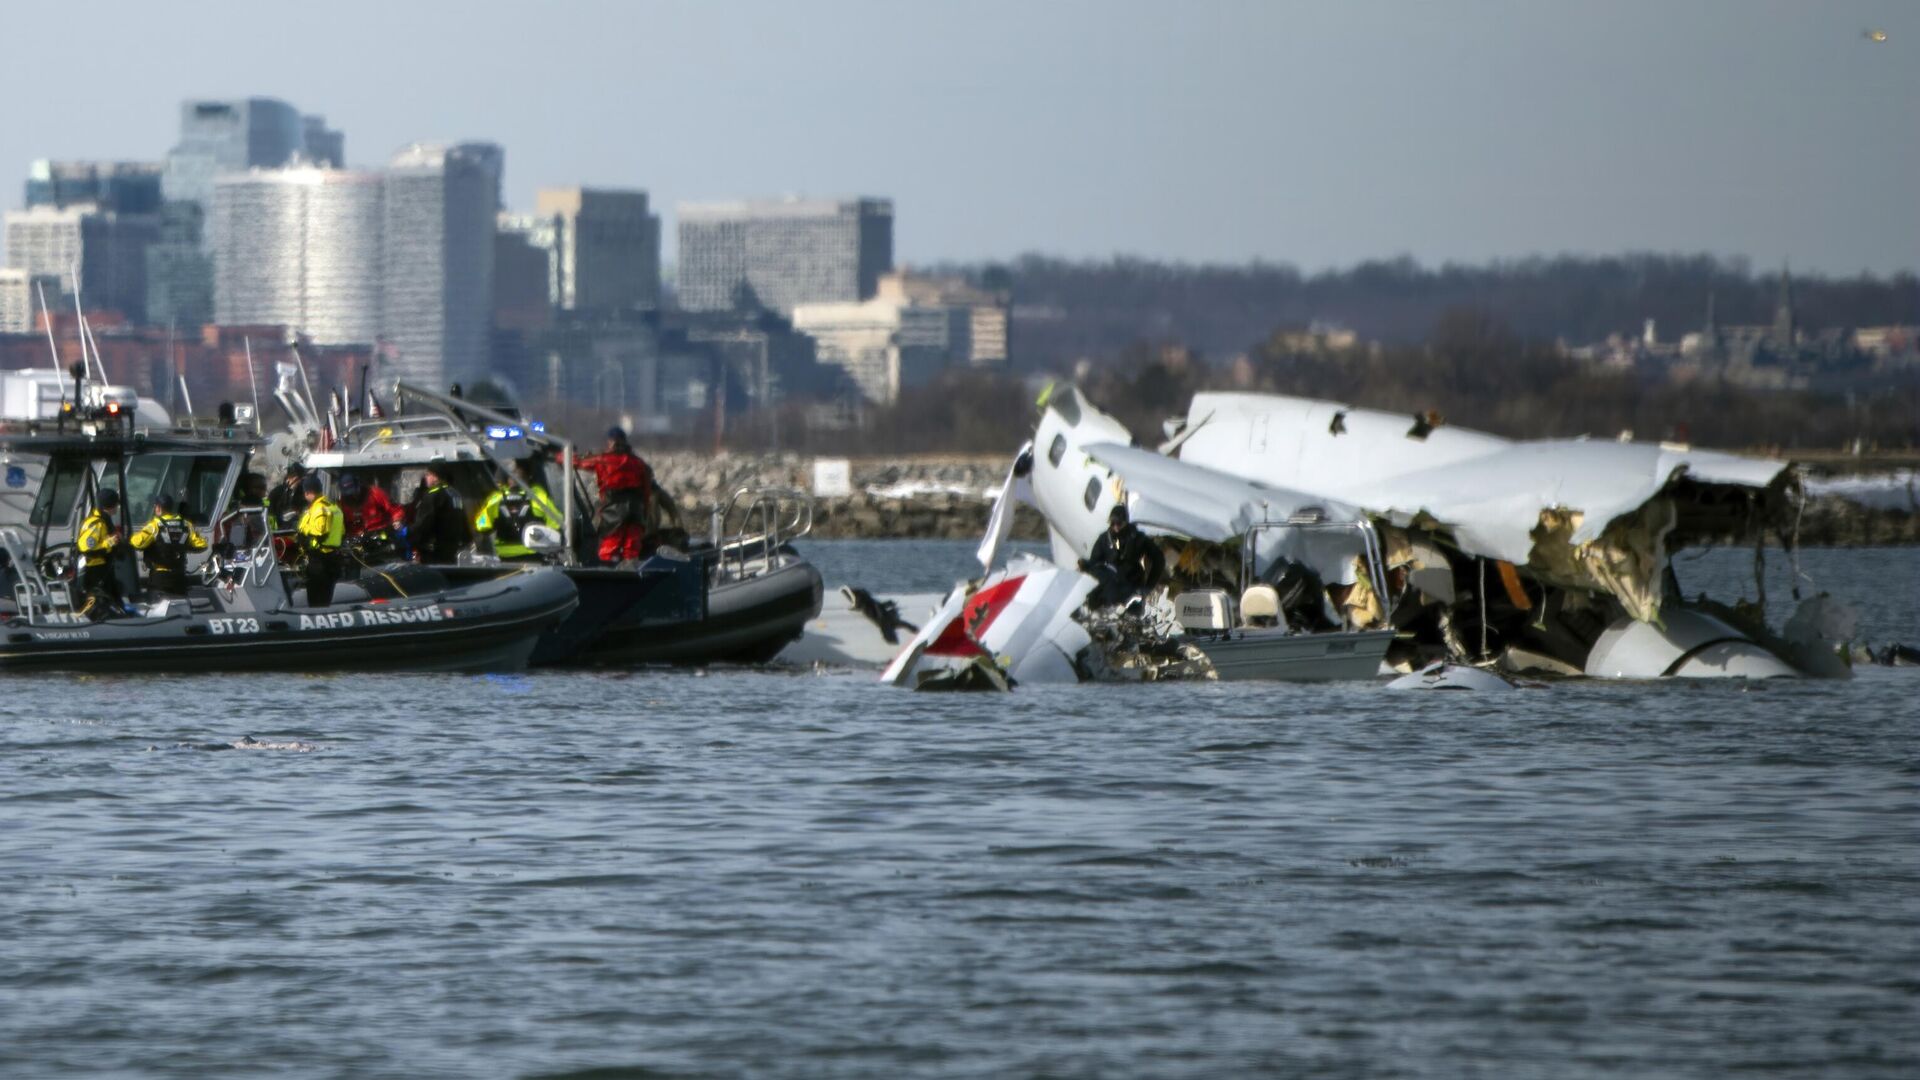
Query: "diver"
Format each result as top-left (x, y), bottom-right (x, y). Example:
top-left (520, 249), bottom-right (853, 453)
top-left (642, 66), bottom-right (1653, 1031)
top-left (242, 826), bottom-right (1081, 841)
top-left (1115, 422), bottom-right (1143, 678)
top-left (407, 465), bottom-right (469, 564)
top-left (1079, 504), bottom-right (1166, 608)
top-left (338, 473), bottom-right (401, 561)
top-left (76, 489), bottom-right (125, 618)
top-left (129, 493), bottom-right (209, 597)
top-left (474, 459), bottom-right (562, 560)
top-left (575, 427), bottom-right (651, 566)
top-left (296, 474), bottom-right (346, 607)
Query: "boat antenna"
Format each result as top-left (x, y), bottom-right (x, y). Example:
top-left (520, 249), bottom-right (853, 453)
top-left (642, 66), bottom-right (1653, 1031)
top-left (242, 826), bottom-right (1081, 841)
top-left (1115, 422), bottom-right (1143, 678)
top-left (176, 370), bottom-right (195, 421)
top-left (291, 346), bottom-right (320, 426)
top-left (34, 281), bottom-right (68, 411)
top-left (166, 320), bottom-right (178, 420)
top-left (244, 337), bottom-right (263, 434)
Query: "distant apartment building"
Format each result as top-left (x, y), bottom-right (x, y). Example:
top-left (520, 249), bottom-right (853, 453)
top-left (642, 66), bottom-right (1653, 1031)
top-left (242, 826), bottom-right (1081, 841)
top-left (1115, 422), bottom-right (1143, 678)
top-left (790, 296), bottom-right (953, 405)
top-left (380, 142), bottom-right (503, 390)
top-left (3, 204), bottom-right (159, 322)
top-left (875, 270), bottom-right (1010, 368)
top-left (163, 98), bottom-right (341, 206)
top-left (150, 98), bottom-right (344, 333)
top-left (0, 269), bottom-right (45, 332)
top-left (24, 160), bottom-right (164, 214)
top-left (531, 187), bottom-right (661, 313)
top-left (492, 226), bottom-right (552, 333)
top-left (211, 167), bottom-right (384, 345)
top-left (676, 197), bottom-right (892, 314)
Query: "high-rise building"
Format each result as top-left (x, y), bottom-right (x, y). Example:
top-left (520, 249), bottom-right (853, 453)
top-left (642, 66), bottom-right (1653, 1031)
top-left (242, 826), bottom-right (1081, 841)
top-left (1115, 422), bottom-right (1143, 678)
top-left (25, 160), bottom-right (164, 214)
top-left (676, 197), bottom-right (892, 314)
top-left (529, 187), bottom-right (661, 313)
top-left (380, 142), bottom-right (502, 390)
top-left (154, 98), bottom-right (343, 331)
top-left (146, 202), bottom-right (214, 329)
top-left (302, 116), bottom-right (346, 168)
top-left (4, 205), bottom-right (159, 322)
top-left (211, 167), bottom-right (384, 345)
top-left (163, 98), bottom-right (308, 207)
top-left (492, 224), bottom-right (552, 333)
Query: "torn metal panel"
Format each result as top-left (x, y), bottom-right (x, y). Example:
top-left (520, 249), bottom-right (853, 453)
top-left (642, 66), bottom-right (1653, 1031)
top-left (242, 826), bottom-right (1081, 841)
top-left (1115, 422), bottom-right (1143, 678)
top-left (1177, 392), bottom-right (1792, 618)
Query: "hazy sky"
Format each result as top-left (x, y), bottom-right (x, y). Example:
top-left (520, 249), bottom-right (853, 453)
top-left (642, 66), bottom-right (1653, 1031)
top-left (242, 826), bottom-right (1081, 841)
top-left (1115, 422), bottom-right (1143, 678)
top-left (6, 0), bottom-right (1915, 274)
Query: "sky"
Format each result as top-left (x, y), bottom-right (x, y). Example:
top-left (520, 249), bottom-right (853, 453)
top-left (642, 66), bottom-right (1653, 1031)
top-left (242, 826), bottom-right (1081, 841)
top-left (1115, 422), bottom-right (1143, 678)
top-left (4, 0), bottom-right (1915, 276)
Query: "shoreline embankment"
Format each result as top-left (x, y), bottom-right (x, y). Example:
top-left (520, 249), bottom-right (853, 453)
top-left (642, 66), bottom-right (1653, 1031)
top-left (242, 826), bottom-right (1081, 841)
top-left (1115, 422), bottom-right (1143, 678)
top-left (649, 452), bottom-right (1920, 546)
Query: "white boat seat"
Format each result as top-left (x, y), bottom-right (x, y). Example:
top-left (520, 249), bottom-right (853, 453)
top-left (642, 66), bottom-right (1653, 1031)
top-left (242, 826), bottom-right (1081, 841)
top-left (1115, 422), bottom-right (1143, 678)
top-left (1240, 584), bottom-right (1282, 627)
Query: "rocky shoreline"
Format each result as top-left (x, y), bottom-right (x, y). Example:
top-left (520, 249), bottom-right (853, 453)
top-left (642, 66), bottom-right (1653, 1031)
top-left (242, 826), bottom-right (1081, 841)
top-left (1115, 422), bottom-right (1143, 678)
top-left (648, 451), bottom-right (1919, 546)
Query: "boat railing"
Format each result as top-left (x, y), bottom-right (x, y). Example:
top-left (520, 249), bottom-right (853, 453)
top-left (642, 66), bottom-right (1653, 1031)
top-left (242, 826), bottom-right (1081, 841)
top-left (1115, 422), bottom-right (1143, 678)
top-left (709, 486), bottom-right (814, 579)
top-left (340, 415), bottom-right (465, 448)
top-left (198, 507), bottom-right (280, 591)
top-left (0, 525), bottom-right (82, 624)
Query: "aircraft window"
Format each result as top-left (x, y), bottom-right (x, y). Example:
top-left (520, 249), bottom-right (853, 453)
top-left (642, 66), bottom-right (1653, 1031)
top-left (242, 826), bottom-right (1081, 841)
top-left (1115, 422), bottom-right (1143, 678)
top-left (1047, 433), bottom-right (1067, 467)
top-left (1083, 477), bottom-right (1101, 511)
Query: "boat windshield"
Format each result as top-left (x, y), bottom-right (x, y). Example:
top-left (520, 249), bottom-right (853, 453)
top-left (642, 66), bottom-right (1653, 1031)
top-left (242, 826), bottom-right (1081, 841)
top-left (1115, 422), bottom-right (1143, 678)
top-left (109, 454), bottom-right (234, 527)
top-left (28, 457), bottom-right (89, 528)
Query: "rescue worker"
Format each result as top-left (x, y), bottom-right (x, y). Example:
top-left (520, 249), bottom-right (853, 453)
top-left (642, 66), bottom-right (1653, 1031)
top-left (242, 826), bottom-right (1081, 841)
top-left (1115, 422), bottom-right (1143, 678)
top-left (337, 473), bottom-right (401, 560)
top-left (128, 493), bottom-right (209, 597)
top-left (1079, 504), bottom-right (1166, 608)
top-left (296, 473), bottom-right (346, 607)
top-left (76, 489), bottom-right (124, 617)
top-left (574, 427), bottom-right (651, 565)
top-left (268, 462), bottom-right (308, 535)
top-left (407, 465), bottom-right (469, 564)
top-left (474, 460), bottom-right (563, 560)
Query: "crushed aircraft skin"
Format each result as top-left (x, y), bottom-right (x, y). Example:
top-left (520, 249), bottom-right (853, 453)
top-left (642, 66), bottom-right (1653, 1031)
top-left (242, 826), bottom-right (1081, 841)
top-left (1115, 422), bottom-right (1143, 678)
top-left (897, 385), bottom-right (1854, 689)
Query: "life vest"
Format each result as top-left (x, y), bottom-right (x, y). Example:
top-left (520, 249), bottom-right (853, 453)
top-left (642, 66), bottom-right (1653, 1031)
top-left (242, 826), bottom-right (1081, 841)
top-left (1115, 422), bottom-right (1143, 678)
top-left (142, 513), bottom-right (194, 571)
top-left (298, 496), bottom-right (346, 552)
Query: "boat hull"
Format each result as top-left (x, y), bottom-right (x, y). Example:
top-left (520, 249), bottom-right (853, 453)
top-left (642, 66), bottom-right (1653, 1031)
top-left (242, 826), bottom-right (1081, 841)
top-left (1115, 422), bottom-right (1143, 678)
top-left (0, 568), bottom-right (577, 674)
top-left (1187, 627), bottom-right (1397, 681)
top-left (557, 557), bottom-right (823, 667)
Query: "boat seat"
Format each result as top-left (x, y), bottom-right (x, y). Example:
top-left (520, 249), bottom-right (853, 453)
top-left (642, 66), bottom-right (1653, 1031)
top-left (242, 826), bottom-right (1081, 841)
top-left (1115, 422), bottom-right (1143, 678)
top-left (1240, 585), bottom-right (1282, 628)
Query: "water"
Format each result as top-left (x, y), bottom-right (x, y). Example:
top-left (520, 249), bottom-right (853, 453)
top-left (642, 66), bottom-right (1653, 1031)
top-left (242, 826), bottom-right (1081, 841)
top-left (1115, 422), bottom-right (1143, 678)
top-left (2, 543), bottom-right (1916, 1079)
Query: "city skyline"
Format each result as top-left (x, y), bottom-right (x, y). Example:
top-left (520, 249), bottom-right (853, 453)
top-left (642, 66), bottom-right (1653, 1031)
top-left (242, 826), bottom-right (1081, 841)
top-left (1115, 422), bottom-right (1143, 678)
top-left (0, 1), bottom-right (1913, 277)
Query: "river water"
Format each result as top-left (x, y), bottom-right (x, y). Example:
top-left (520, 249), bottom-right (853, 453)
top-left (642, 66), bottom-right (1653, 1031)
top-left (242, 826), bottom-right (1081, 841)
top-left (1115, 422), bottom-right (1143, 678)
top-left (2, 542), bottom-right (1916, 1079)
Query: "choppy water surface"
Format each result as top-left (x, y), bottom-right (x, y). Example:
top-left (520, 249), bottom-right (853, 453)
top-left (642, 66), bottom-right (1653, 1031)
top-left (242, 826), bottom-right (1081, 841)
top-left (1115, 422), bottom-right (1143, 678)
top-left (2, 543), bottom-right (1916, 1079)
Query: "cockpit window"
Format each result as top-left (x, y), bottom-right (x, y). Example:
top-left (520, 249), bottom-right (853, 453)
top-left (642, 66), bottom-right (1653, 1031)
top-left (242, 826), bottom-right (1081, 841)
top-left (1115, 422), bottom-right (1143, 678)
top-left (1047, 433), bottom-right (1067, 468)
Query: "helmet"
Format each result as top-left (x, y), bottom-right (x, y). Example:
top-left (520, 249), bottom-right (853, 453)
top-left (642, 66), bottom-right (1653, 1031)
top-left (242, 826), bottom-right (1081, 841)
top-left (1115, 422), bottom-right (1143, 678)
top-left (1108, 504), bottom-right (1129, 526)
top-left (301, 474), bottom-right (325, 495)
top-left (338, 473), bottom-right (363, 498)
top-left (97, 489), bottom-right (121, 510)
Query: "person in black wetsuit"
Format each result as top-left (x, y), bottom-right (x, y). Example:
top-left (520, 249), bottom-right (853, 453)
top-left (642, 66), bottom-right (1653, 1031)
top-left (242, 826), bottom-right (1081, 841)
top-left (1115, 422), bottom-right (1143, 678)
top-left (1079, 504), bottom-right (1165, 608)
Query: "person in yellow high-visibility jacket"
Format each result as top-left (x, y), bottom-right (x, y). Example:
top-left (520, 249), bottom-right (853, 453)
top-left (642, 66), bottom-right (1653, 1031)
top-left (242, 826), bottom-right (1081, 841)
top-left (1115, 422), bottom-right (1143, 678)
top-left (474, 461), bottom-right (563, 560)
top-left (296, 474), bottom-right (346, 607)
top-left (129, 493), bottom-right (209, 597)
top-left (76, 489), bottom-right (124, 617)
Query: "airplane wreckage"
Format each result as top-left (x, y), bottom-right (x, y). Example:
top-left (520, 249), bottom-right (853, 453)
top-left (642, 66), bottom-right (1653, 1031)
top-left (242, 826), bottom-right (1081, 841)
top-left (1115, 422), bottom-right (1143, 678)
top-left (879, 385), bottom-right (1868, 690)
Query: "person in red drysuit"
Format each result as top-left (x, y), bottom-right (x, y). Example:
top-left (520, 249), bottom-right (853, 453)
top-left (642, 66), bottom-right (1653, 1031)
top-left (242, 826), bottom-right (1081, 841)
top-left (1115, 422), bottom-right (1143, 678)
top-left (575, 427), bottom-right (651, 565)
top-left (337, 473), bottom-right (402, 560)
